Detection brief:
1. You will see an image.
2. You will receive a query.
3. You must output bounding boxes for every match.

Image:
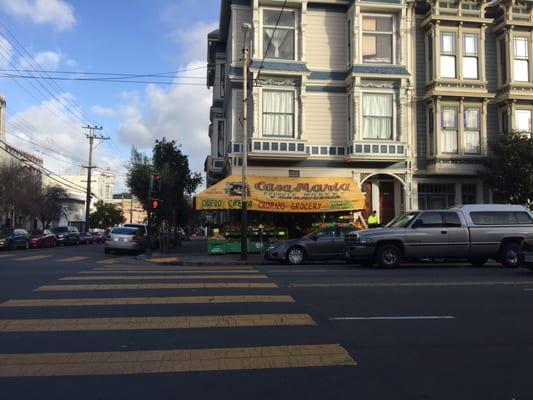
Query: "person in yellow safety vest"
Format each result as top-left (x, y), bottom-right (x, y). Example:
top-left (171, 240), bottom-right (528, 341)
top-left (367, 210), bottom-right (380, 229)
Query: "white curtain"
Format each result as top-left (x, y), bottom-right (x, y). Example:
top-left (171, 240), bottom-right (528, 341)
top-left (440, 55), bottom-right (456, 78)
top-left (363, 94), bottom-right (393, 139)
top-left (515, 110), bottom-right (532, 132)
top-left (464, 109), bottom-right (480, 154)
top-left (263, 91), bottom-right (294, 137)
top-left (441, 130), bottom-right (458, 153)
top-left (514, 59), bottom-right (529, 82)
top-left (463, 57), bottom-right (478, 79)
top-left (263, 28), bottom-right (293, 59)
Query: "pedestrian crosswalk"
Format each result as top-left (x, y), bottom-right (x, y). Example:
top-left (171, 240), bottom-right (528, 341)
top-left (0, 262), bottom-right (357, 378)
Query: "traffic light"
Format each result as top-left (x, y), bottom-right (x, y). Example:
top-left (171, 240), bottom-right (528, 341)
top-left (152, 199), bottom-right (159, 209)
top-left (150, 173), bottom-right (161, 196)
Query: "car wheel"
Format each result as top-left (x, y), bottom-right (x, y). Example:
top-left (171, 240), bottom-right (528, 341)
top-left (286, 246), bottom-right (305, 265)
top-left (468, 257), bottom-right (488, 267)
top-left (376, 244), bottom-right (401, 268)
top-left (500, 242), bottom-right (521, 268)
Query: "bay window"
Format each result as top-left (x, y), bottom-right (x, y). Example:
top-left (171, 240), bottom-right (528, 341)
top-left (440, 32), bottom-right (457, 78)
top-left (362, 16), bottom-right (394, 64)
top-left (362, 93), bottom-right (393, 140)
top-left (441, 107), bottom-right (458, 153)
top-left (513, 37), bottom-right (529, 82)
top-left (463, 34), bottom-right (479, 79)
top-left (515, 109), bottom-right (532, 132)
top-left (263, 9), bottom-right (295, 60)
top-left (464, 108), bottom-right (481, 154)
top-left (262, 90), bottom-right (294, 137)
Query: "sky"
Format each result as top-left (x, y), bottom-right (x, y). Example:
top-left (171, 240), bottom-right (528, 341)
top-left (0, 0), bottom-right (220, 193)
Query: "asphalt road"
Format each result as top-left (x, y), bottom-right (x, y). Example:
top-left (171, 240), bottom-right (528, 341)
top-left (0, 243), bottom-right (532, 400)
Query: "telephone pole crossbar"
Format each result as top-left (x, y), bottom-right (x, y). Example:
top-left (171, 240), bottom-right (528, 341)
top-left (83, 125), bottom-right (109, 233)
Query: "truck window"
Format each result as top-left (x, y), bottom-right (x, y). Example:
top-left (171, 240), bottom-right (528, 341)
top-left (515, 212), bottom-right (533, 224)
top-left (417, 212), bottom-right (444, 228)
top-left (471, 212), bottom-right (517, 225)
top-left (442, 212), bottom-right (461, 227)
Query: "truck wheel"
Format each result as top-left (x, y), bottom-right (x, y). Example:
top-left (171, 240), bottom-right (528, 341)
top-left (468, 257), bottom-right (488, 267)
top-left (286, 246), bottom-right (305, 265)
top-left (500, 242), bottom-right (520, 268)
top-left (376, 244), bottom-right (401, 268)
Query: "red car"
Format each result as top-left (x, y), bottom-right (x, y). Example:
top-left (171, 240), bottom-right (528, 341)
top-left (79, 232), bottom-right (94, 245)
top-left (31, 230), bottom-right (57, 248)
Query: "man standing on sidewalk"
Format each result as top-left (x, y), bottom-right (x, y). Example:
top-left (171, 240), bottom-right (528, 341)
top-left (367, 210), bottom-right (380, 229)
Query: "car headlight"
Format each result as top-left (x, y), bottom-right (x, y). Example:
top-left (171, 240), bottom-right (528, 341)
top-left (268, 244), bottom-right (279, 251)
top-left (360, 237), bottom-right (374, 245)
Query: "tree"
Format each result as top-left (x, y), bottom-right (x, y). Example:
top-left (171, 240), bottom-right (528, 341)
top-left (37, 185), bottom-right (68, 229)
top-left (89, 200), bottom-right (125, 229)
top-left (485, 131), bottom-right (533, 207)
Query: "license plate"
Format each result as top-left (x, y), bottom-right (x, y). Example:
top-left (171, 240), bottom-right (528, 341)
top-left (526, 255), bottom-right (533, 262)
top-left (113, 238), bottom-right (119, 242)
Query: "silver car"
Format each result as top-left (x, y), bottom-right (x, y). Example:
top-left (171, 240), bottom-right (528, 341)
top-left (265, 226), bottom-right (356, 265)
top-left (104, 227), bottom-right (146, 254)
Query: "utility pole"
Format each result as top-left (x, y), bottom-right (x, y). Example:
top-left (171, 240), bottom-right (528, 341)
top-left (241, 23), bottom-right (251, 261)
top-left (83, 125), bottom-right (108, 233)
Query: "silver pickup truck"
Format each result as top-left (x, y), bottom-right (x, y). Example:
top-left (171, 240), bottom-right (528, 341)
top-left (345, 204), bottom-right (533, 268)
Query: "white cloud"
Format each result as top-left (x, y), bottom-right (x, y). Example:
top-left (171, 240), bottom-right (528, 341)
top-left (34, 51), bottom-right (61, 69)
top-left (166, 21), bottom-right (218, 62)
top-left (0, 0), bottom-right (76, 31)
top-left (91, 105), bottom-right (116, 118)
top-left (0, 35), bottom-right (13, 68)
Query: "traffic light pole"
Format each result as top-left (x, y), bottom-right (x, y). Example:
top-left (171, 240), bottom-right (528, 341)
top-left (240, 24), bottom-right (251, 261)
top-left (146, 173), bottom-right (161, 257)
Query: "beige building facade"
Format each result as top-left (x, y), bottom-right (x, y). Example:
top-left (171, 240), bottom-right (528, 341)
top-left (206, 0), bottom-right (533, 223)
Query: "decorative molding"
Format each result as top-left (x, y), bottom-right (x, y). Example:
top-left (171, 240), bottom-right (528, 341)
top-left (255, 78), bottom-right (298, 87)
top-left (361, 80), bottom-right (400, 89)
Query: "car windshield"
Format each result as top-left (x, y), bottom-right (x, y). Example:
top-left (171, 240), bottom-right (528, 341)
top-left (111, 227), bottom-right (138, 235)
top-left (385, 212), bottom-right (419, 228)
top-left (51, 227), bottom-right (68, 233)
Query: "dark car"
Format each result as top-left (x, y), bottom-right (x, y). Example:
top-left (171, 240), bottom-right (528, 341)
top-left (265, 226), bottom-right (357, 265)
top-left (0, 228), bottom-right (31, 250)
top-left (31, 229), bottom-right (56, 248)
top-left (79, 232), bottom-right (94, 245)
top-left (90, 231), bottom-right (104, 244)
top-left (51, 226), bottom-right (80, 246)
top-left (519, 234), bottom-right (533, 270)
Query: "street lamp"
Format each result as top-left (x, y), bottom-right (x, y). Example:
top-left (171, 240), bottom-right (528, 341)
top-left (241, 22), bottom-right (252, 261)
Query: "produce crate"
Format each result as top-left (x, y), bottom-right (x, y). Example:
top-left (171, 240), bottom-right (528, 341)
top-left (207, 239), bottom-right (225, 255)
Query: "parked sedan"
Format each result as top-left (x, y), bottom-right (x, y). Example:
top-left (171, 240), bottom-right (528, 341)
top-left (51, 226), bottom-right (80, 246)
top-left (519, 234), bottom-right (533, 270)
top-left (79, 232), bottom-right (94, 245)
top-left (31, 229), bottom-right (56, 248)
top-left (0, 228), bottom-right (31, 250)
top-left (265, 226), bottom-right (357, 265)
top-left (90, 232), bottom-right (104, 244)
top-left (104, 227), bottom-right (146, 254)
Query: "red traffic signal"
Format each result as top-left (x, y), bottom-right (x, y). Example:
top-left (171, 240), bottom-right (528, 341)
top-left (150, 173), bottom-right (161, 194)
top-left (152, 199), bottom-right (159, 209)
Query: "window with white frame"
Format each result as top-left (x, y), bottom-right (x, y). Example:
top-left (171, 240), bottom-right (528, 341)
top-left (515, 109), bottom-right (532, 132)
top-left (362, 16), bottom-right (394, 64)
top-left (513, 37), bottom-right (529, 82)
top-left (263, 9), bottom-right (295, 60)
top-left (464, 108), bottom-right (481, 154)
top-left (262, 90), bottom-right (294, 137)
top-left (441, 107), bottom-right (458, 153)
top-left (362, 93), bottom-right (393, 140)
top-left (463, 34), bottom-right (479, 79)
top-left (440, 32), bottom-right (456, 78)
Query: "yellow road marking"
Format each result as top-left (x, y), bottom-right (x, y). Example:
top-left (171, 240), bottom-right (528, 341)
top-left (60, 274), bottom-right (268, 281)
top-left (0, 344), bottom-right (356, 377)
top-left (14, 255), bottom-right (52, 261)
top-left (80, 269), bottom-right (258, 274)
top-left (0, 313), bottom-right (315, 332)
top-left (96, 258), bottom-right (121, 264)
top-left (0, 295), bottom-right (296, 307)
top-left (35, 282), bottom-right (278, 291)
top-left (96, 266), bottom-right (257, 271)
top-left (291, 280), bottom-right (533, 288)
top-left (146, 257), bottom-right (180, 264)
top-left (57, 256), bottom-right (89, 262)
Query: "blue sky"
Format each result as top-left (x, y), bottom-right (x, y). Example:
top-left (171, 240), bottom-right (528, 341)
top-left (0, 0), bottom-right (220, 192)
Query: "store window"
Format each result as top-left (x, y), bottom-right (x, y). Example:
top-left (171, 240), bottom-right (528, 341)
top-left (441, 107), bottom-right (458, 153)
top-left (440, 32), bottom-right (456, 78)
top-left (515, 109), bottom-right (532, 132)
top-left (362, 93), bottom-right (393, 140)
top-left (362, 15), bottom-right (394, 64)
top-left (418, 183), bottom-right (456, 210)
top-left (262, 90), bottom-right (294, 137)
top-left (513, 37), bottom-right (529, 82)
top-left (263, 9), bottom-right (295, 60)
top-left (463, 33), bottom-right (479, 79)
top-left (464, 108), bottom-right (481, 154)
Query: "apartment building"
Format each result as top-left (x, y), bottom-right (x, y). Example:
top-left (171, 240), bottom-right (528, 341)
top-left (205, 0), bottom-right (533, 223)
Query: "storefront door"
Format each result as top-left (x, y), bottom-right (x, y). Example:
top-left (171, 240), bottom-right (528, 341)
top-left (379, 181), bottom-right (395, 225)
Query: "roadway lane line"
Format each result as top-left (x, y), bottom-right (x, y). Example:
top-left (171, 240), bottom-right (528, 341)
top-left (523, 288), bottom-right (533, 291)
top-left (35, 282), bottom-right (279, 291)
top-left (57, 256), bottom-right (89, 262)
top-left (96, 258), bottom-right (121, 264)
top-left (0, 344), bottom-right (355, 377)
top-left (13, 255), bottom-right (53, 261)
top-left (59, 274), bottom-right (268, 281)
top-left (329, 316), bottom-right (455, 321)
top-left (290, 280), bottom-right (533, 288)
top-left (0, 295), bottom-right (296, 307)
top-left (0, 313), bottom-right (315, 332)
top-left (0, 254), bottom-right (15, 259)
top-left (95, 266), bottom-right (257, 271)
top-left (79, 269), bottom-right (258, 274)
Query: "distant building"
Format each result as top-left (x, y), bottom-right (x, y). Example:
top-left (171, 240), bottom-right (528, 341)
top-left (112, 193), bottom-right (147, 224)
top-left (58, 168), bottom-right (115, 208)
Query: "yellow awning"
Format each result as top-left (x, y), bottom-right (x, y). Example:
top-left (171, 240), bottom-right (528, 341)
top-left (195, 175), bottom-right (365, 213)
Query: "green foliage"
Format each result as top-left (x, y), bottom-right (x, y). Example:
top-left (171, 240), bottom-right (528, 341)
top-left (485, 131), bottom-right (533, 207)
top-left (90, 200), bottom-right (125, 229)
